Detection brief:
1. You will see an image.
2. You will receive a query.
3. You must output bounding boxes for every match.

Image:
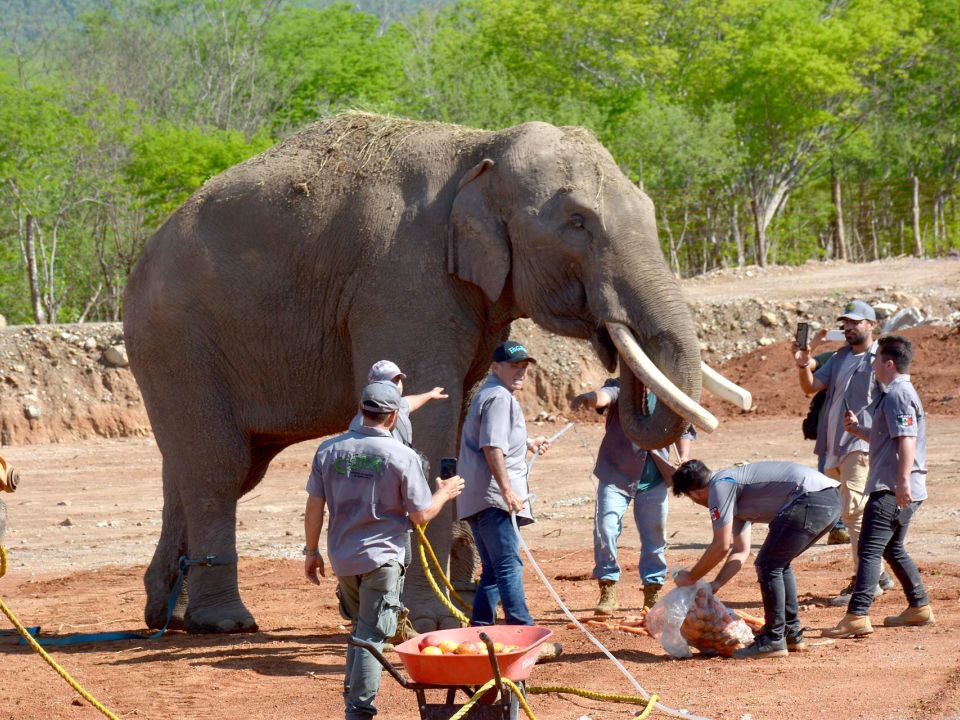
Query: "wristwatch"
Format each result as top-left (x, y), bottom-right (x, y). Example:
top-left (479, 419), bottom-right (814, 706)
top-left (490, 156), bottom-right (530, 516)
top-left (303, 546), bottom-right (321, 557)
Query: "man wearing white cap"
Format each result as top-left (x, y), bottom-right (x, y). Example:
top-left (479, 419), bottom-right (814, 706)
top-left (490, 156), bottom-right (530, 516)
top-left (305, 380), bottom-right (464, 720)
top-left (349, 359), bottom-right (448, 447)
top-left (794, 299), bottom-right (892, 604)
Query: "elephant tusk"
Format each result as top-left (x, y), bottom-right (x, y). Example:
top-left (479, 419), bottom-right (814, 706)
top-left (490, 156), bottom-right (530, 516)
top-left (605, 322), bottom-right (719, 434)
top-left (701, 362), bottom-right (753, 411)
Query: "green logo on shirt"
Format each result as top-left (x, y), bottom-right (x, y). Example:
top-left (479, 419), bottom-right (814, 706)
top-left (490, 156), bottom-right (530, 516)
top-left (333, 454), bottom-right (386, 475)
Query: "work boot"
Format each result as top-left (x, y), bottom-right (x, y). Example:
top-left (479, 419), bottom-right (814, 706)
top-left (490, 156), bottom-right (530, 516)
top-left (883, 604), bottom-right (936, 627)
top-left (823, 613), bottom-right (873, 638)
top-left (785, 628), bottom-right (807, 652)
top-left (385, 611), bottom-right (419, 649)
top-left (878, 570), bottom-right (895, 591)
top-left (535, 642), bottom-right (563, 664)
top-left (732, 634), bottom-right (787, 659)
top-left (642, 582), bottom-right (662, 610)
top-left (594, 580), bottom-right (618, 616)
top-left (828, 577), bottom-right (883, 606)
top-left (827, 527), bottom-right (850, 545)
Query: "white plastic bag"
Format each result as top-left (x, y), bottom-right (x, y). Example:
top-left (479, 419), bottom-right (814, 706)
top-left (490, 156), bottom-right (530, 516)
top-left (645, 580), bottom-right (754, 658)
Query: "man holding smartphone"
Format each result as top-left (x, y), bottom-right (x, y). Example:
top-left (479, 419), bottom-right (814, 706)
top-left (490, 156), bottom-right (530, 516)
top-left (793, 300), bottom-right (893, 604)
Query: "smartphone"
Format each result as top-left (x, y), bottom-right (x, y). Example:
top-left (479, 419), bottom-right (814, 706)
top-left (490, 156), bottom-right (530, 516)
top-left (795, 322), bottom-right (810, 349)
top-left (439, 457), bottom-right (458, 480)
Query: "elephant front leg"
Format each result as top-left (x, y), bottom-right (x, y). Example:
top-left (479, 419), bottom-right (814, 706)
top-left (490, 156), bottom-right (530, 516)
top-left (181, 499), bottom-right (257, 633)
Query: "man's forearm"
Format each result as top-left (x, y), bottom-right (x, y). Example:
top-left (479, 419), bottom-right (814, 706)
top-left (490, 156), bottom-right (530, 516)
top-left (688, 541), bottom-right (729, 582)
top-left (897, 436), bottom-right (916, 487)
top-left (304, 496), bottom-right (325, 551)
top-left (482, 447), bottom-right (512, 495)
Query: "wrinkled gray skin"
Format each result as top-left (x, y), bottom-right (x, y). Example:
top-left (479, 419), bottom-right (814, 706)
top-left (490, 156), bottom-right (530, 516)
top-left (123, 114), bottom-right (702, 633)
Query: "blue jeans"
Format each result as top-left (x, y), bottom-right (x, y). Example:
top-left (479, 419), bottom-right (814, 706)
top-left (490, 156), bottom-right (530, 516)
top-left (468, 508), bottom-right (533, 626)
top-left (337, 561), bottom-right (403, 719)
top-left (592, 481), bottom-right (668, 586)
top-left (849, 491), bottom-right (928, 615)
top-left (755, 488), bottom-right (841, 641)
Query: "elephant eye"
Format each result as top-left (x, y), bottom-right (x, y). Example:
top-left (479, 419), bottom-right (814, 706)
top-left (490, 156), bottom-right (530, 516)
top-left (571, 213), bottom-right (585, 229)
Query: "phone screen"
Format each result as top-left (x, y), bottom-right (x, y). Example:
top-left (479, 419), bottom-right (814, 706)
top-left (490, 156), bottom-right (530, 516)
top-left (439, 457), bottom-right (457, 480)
top-left (795, 322), bottom-right (810, 349)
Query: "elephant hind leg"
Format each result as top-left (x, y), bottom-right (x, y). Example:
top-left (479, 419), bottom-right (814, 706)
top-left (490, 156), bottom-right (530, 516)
top-left (144, 469), bottom-right (188, 630)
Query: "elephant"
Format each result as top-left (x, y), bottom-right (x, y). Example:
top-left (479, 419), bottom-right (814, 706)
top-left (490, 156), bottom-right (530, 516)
top-left (123, 112), bottom-right (745, 634)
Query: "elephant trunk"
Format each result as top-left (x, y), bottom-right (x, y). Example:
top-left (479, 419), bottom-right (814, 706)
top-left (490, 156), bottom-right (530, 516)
top-left (603, 282), bottom-right (709, 449)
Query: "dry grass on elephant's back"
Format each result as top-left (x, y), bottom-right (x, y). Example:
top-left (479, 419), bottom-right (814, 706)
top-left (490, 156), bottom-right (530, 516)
top-left (702, 324), bottom-right (960, 422)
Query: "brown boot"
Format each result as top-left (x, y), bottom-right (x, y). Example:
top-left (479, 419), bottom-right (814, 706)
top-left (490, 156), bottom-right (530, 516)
top-left (535, 642), bottom-right (563, 664)
top-left (594, 580), bottom-right (617, 616)
top-left (642, 582), bottom-right (662, 609)
top-left (823, 613), bottom-right (873, 638)
top-left (827, 527), bottom-right (850, 545)
top-left (384, 611), bottom-right (418, 650)
top-left (883, 605), bottom-right (936, 627)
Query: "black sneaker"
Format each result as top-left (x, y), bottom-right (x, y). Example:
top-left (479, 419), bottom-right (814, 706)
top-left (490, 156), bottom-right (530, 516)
top-left (829, 578), bottom-right (883, 606)
top-left (732, 635), bottom-right (788, 659)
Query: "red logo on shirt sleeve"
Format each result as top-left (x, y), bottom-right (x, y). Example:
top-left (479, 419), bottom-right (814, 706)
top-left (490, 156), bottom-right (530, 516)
top-left (709, 507), bottom-right (720, 521)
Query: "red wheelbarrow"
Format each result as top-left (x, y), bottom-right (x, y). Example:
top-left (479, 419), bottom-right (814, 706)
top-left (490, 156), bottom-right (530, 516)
top-left (350, 625), bottom-right (552, 719)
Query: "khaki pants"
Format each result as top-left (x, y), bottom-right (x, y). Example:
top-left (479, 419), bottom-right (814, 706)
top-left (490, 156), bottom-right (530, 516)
top-left (827, 451), bottom-right (870, 569)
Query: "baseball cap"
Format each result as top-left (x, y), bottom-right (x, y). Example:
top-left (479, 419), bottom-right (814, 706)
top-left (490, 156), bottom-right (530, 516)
top-left (367, 360), bottom-right (407, 382)
top-left (360, 381), bottom-right (402, 413)
top-left (492, 340), bottom-right (537, 364)
top-left (837, 300), bottom-right (877, 322)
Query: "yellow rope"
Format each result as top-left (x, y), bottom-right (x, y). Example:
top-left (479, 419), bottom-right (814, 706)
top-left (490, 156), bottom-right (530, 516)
top-left (447, 677), bottom-right (537, 720)
top-left (0, 546), bottom-right (122, 720)
top-left (413, 523), bottom-right (472, 611)
top-left (415, 530), bottom-right (470, 626)
top-left (529, 686), bottom-right (659, 716)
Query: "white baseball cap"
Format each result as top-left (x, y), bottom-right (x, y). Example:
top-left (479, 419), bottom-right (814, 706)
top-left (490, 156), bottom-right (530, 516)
top-left (368, 360), bottom-right (407, 382)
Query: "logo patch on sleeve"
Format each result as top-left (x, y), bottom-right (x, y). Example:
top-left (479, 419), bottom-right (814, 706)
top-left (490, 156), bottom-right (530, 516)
top-left (709, 507), bottom-right (720, 521)
top-left (896, 414), bottom-right (915, 428)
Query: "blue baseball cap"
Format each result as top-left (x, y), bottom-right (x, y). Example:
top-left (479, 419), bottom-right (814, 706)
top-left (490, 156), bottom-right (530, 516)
top-left (492, 340), bottom-right (536, 364)
top-left (837, 300), bottom-right (877, 322)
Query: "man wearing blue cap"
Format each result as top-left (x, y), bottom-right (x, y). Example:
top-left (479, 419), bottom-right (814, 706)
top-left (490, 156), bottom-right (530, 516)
top-left (794, 299), bottom-right (892, 604)
top-left (304, 380), bottom-right (465, 720)
top-left (456, 339), bottom-right (561, 660)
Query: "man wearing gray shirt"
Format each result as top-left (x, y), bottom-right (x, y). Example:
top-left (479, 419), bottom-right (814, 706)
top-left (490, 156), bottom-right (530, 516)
top-left (304, 381), bottom-right (464, 720)
top-left (826, 335), bottom-right (936, 639)
top-left (673, 460), bottom-right (841, 659)
top-left (457, 340), bottom-right (552, 634)
top-left (794, 299), bottom-right (893, 604)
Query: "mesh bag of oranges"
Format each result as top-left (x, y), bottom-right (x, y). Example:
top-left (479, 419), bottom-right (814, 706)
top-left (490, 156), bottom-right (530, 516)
top-left (645, 580), bottom-right (755, 658)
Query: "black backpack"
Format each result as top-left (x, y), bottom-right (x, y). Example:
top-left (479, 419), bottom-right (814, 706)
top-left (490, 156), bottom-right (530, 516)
top-left (802, 390), bottom-right (827, 440)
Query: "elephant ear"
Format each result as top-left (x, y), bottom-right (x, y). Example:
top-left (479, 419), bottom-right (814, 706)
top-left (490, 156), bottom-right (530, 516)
top-left (448, 159), bottom-right (511, 303)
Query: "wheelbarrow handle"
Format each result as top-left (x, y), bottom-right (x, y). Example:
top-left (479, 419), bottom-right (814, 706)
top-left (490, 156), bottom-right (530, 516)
top-left (478, 632), bottom-right (506, 695)
top-left (347, 636), bottom-right (410, 688)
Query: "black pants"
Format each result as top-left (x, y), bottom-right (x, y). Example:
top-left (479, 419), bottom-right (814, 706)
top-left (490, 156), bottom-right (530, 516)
top-left (849, 490), bottom-right (928, 615)
top-left (755, 487), bottom-right (841, 641)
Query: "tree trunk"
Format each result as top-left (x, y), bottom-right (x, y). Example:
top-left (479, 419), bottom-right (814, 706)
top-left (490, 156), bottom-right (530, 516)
top-left (832, 169), bottom-right (847, 260)
top-left (749, 195), bottom-right (767, 268)
top-left (25, 215), bottom-right (47, 324)
top-left (732, 199), bottom-right (744, 267)
top-left (660, 204), bottom-right (680, 275)
top-left (911, 175), bottom-right (923, 257)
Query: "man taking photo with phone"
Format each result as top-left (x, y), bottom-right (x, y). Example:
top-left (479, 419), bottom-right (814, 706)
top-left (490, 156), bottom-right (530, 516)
top-left (793, 300), bottom-right (893, 605)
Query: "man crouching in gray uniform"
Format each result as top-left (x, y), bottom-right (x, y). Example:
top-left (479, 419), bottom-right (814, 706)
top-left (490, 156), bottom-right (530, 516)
top-left (304, 381), bottom-right (464, 720)
top-left (673, 460), bottom-right (841, 659)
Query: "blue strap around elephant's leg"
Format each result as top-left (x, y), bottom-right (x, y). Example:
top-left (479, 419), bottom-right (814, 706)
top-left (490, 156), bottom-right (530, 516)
top-left (17, 554), bottom-right (236, 646)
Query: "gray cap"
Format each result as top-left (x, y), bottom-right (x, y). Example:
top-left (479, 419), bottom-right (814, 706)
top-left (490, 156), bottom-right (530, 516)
top-left (368, 360), bottom-right (407, 382)
top-left (837, 300), bottom-right (877, 322)
top-left (361, 381), bottom-right (402, 413)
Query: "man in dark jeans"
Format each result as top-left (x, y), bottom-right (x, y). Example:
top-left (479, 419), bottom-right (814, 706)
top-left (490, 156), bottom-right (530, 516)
top-left (825, 335), bottom-right (936, 638)
top-left (673, 460), bottom-right (841, 659)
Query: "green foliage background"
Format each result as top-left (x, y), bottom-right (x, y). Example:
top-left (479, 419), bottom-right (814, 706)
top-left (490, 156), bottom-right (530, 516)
top-left (1, 0), bottom-right (957, 324)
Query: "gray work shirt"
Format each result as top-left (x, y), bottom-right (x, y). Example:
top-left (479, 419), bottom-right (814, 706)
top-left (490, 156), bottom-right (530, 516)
top-left (595, 379), bottom-right (697, 496)
top-left (813, 341), bottom-right (879, 467)
top-left (456, 374), bottom-right (532, 524)
top-left (349, 397), bottom-right (413, 446)
top-left (708, 461), bottom-right (839, 535)
top-left (866, 375), bottom-right (927, 500)
top-left (305, 425), bottom-right (433, 577)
